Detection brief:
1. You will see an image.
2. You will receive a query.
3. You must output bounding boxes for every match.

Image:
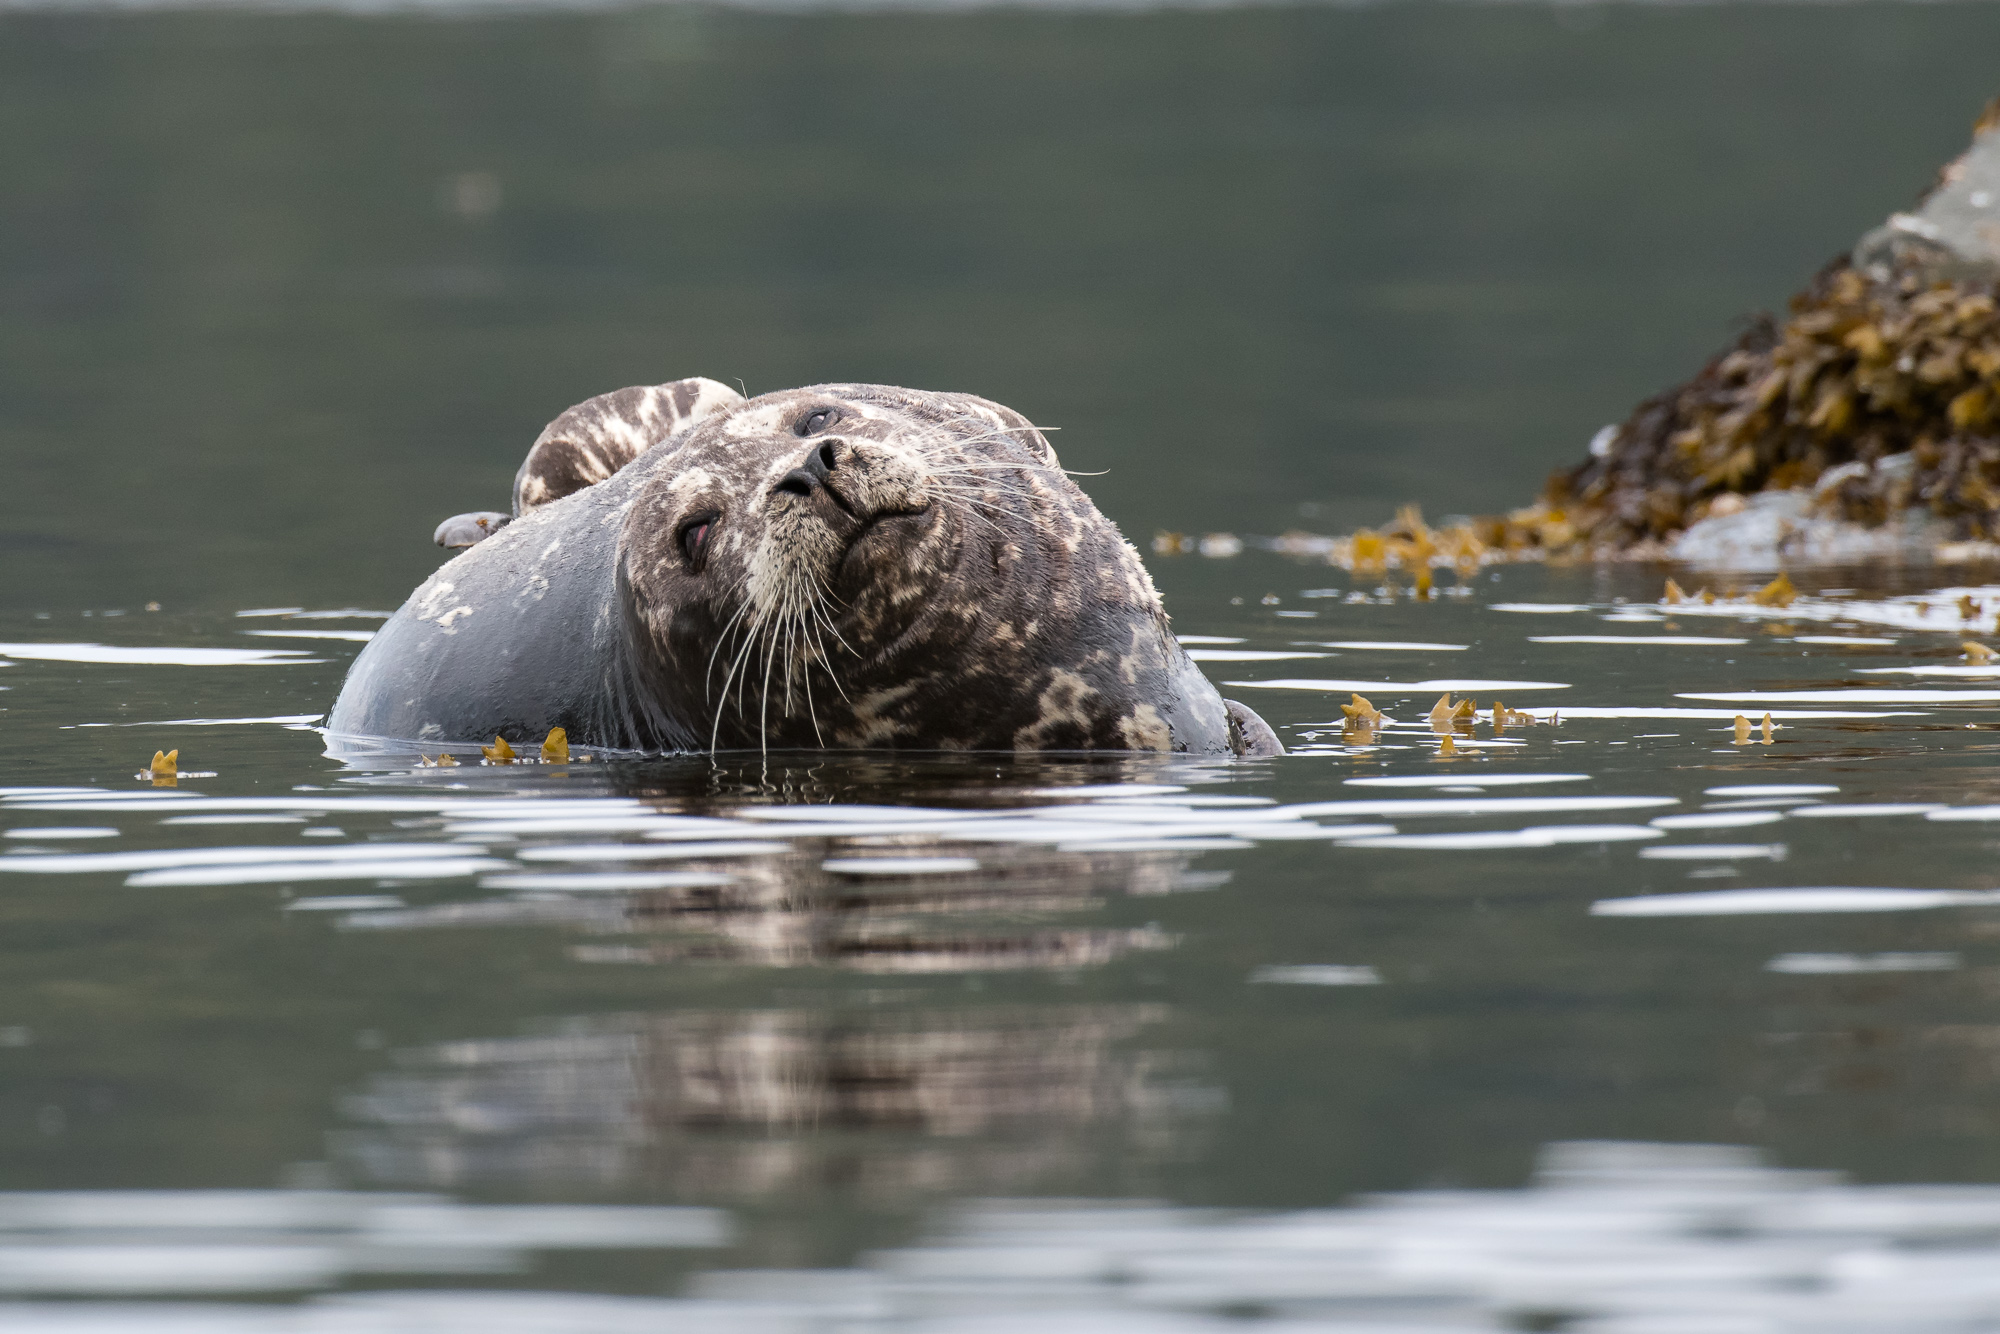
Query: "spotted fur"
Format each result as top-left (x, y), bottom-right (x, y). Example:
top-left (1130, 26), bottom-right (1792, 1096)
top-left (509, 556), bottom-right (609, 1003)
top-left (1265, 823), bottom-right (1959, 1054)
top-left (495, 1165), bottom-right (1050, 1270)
top-left (512, 377), bottom-right (743, 514)
top-left (331, 383), bottom-right (1281, 757)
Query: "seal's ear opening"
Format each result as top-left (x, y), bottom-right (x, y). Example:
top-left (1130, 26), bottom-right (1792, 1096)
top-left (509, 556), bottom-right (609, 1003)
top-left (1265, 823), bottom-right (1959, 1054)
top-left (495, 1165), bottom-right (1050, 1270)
top-left (1223, 699), bottom-right (1284, 757)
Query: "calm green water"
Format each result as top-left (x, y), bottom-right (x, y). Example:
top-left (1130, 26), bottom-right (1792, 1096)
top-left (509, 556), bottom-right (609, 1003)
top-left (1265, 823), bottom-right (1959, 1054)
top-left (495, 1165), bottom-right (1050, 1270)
top-left (9, 4), bottom-right (2000, 1329)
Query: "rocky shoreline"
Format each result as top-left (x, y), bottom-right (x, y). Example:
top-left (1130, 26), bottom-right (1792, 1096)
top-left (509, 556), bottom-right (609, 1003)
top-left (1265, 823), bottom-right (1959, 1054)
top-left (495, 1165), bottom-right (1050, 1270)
top-left (1546, 99), bottom-right (2000, 570)
top-left (1172, 99), bottom-right (2000, 575)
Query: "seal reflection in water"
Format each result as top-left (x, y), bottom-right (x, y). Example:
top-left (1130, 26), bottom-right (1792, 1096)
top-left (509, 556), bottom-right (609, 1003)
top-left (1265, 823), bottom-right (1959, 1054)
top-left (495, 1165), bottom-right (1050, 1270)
top-left (338, 1004), bottom-right (1210, 1201)
top-left (329, 380), bottom-right (1282, 756)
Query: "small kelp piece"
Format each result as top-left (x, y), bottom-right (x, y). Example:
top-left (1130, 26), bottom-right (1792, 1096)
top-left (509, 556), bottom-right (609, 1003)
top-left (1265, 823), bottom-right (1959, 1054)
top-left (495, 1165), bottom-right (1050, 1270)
top-left (1350, 529), bottom-right (1387, 572)
top-left (148, 749), bottom-right (178, 787)
top-left (481, 735), bottom-right (516, 765)
top-left (1340, 692), bottom-right (1383, 744)
top-left (1427, 693), bottom-right (1455, 734)
top-left (1965, 641), bottom-right (1997, 664)
top-left (1437, 732), bottom-right (1459, 758)
top-left (416, 753), bottom-right (461, 768)
top-left (541, 727), bottom-right (570, 764)
top-left (1761, 712), bottom-right (1776, 744)
top-left (1490, 701), bottom-right (1536, 728)
top-left (1751, 572), bottom-right (1797, 608)
top-left (1733, 714), bottom-right (1752, 744)
top-left (1341, 693), bottom-right (1385, 727)
top-left (1663, 578), bottom-right (1686, 605)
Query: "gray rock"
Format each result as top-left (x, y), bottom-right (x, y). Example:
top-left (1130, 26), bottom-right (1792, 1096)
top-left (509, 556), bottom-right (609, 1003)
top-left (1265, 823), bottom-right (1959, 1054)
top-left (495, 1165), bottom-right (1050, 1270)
top-left (1854, 121), bottom-right (2000, 283)
top-left (1670, 481), bottom-right (1953, 572)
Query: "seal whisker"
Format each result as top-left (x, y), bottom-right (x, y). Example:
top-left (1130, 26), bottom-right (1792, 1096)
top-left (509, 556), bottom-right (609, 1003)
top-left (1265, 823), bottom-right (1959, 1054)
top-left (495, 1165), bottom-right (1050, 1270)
top-left (915, 419), bottom-right (1092, 475)
top-left (780, 579), bottom-right (826, 746)
top-left (756, 604), bottom-right (780, 757)
top-left (711, 598), bottom-right (772, 753)
top-left (922, 485), bottom-right (1027, 537)
top-left (928, 499), bottom-right (1012, 540)
top-left (794, 601), bottom-right (824, 746)
top-left (713, 606), bottom-right (767, 746)
top-left (802, 592), bottom-right (854, 706)
top-left (924, 477), bottom-right (1034, 506)
top-left (703, 572), bottom-right (757, 699)
top-left (781, 579), bottom-right (808, 716)
top-left (919, 471), bottom-right (1043, 496)
top-left (924, 441), bottom-right (1102, 477)
top-left (812, 629), bottom-right (851, 704)
top-left (709, 619), bottom-right (751, 751)
top-left (795, 565), bottom-right (856, 661)
top-left (915, 469), bottom-right (1054, 506)
top-left (919, 472), bottom-right (1033, 506)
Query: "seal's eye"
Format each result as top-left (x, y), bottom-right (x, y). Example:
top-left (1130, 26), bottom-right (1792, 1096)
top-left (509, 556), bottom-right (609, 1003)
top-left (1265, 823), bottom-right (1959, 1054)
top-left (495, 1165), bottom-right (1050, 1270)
top-left (678, 515), bottom-right (716, 570)
top-left (796, 408), bottom-right (838, 436)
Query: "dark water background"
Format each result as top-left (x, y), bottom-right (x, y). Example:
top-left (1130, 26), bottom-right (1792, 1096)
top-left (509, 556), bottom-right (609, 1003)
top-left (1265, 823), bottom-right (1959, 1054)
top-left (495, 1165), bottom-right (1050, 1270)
top-left (9, 4), bottom-right (2000, 1328)
top-left (7, 2), bottom-right (2000, 611)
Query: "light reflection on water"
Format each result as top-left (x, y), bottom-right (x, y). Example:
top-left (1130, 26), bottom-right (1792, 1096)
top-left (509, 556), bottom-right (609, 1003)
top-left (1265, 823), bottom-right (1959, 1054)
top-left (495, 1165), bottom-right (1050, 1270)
top-left (13, 1140), bottom-right (2000, 1330)
top-left (0, 1192), bottom-right (726, 1296)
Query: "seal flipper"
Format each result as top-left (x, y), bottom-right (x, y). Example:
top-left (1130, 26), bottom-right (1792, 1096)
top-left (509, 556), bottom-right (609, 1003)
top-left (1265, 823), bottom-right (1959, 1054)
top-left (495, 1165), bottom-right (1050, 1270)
top-left (434, 511), bottom-right (513, 548)
top-left (513, 377), bottom-right (744, 514)
top-left (1223, 699), bottom-right (1284, 757)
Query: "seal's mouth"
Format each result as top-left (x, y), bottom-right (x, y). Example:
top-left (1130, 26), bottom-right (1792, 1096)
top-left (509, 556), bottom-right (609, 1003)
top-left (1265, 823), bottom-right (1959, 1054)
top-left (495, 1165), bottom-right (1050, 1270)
top-left (835, 505), bottom-right (932, 581)
top-left (819, 478), bottom-right (861, 521)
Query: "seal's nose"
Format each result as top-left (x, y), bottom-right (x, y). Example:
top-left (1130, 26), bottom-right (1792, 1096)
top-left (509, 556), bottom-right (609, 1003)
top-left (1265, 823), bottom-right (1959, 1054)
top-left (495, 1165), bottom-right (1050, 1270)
top-left (774, 441), bottom-right (840, 498)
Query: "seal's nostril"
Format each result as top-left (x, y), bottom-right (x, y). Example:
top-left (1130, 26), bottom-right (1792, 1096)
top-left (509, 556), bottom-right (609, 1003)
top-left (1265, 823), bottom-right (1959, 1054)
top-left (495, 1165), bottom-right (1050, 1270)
top-left (801, 442), bottom-right (837, 484)
top-left (775, 470), bottom-right (816, 498)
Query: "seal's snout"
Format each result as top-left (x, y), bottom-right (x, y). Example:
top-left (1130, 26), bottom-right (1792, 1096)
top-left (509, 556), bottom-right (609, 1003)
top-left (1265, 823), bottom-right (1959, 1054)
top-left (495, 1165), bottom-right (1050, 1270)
top-left (773, 440), bottom-right (841, 501)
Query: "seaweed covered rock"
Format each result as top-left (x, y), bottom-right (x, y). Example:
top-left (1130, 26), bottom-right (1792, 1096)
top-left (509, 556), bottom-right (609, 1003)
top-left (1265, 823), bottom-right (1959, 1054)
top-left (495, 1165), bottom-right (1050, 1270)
top-left (1552, 99), bottom-right (2000, 568)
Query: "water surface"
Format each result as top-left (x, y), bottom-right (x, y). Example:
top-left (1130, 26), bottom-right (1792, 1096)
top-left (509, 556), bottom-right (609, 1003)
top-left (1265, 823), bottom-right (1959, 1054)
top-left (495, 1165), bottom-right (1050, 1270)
top-left (9, 3), bottom-right (2000, 1329)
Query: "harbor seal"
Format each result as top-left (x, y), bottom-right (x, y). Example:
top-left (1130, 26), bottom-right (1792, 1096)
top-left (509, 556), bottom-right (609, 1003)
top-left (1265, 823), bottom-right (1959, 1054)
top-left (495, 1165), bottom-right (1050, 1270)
top-left (328, 381), bottom-right (1282, 757)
